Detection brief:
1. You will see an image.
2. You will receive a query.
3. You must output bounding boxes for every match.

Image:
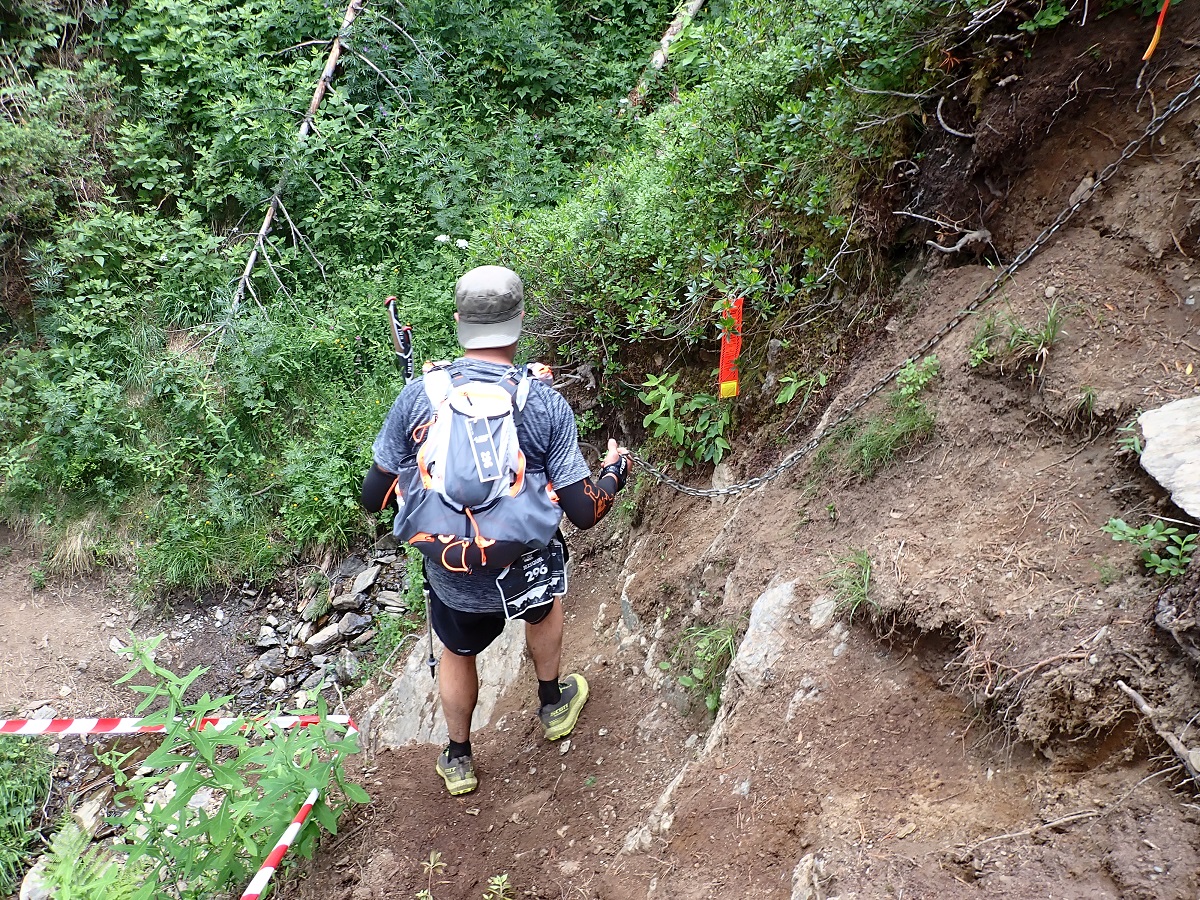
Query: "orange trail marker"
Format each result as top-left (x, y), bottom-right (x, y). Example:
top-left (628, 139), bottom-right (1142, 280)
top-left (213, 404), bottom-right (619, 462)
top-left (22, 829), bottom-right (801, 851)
top-left (718, 296), bottom-right (744, 399)
top-left (1143, 0), bottom-right (1170, 61)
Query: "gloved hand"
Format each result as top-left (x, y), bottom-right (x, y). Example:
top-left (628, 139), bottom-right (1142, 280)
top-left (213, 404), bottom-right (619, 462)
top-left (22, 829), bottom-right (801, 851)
top-left (600, 438), bottom-right (631, 491)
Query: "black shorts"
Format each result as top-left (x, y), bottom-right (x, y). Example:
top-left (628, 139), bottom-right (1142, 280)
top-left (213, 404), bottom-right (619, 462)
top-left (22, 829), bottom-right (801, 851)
top-left (428, 583), bottom-right (554, 657)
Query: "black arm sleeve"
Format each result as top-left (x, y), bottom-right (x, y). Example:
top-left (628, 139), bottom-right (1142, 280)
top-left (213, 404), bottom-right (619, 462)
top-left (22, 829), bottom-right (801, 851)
top-left (557, 457), bottom-right (629, 529)
top-left (361, 464), bottom-right (398, 512)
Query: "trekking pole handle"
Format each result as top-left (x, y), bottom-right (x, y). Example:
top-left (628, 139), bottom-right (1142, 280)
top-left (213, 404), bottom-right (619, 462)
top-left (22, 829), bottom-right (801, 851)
top-left (384, 296), bottom-right (415, 383)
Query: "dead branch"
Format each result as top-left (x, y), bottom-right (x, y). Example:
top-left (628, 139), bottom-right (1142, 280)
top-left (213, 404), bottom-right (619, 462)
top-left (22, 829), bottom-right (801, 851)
top-left (627, 0), bottom-right (707, 105)
top-left (230, 0), bottom-right (366, 317)
top-left (894, 209), bottom-right (964, 232)
top-left (960, 809), bottom-right (1101, 854)
top-left (935, 95), bottom-right (976, 140)
top-left (342, 41), bottom-right (410, 102)
top-left (273, 39), bottom-right (333, 55)
top-left (1115, 679), bottom-right (1200, 787)
top-left (927, 228), bottom-right (993, 254)
top-left (259, 237), bottom-right (293, 297)
top-left (363, 7), bottom-right (440, 75)
top-left (276, 199), bottom-right (327, 280)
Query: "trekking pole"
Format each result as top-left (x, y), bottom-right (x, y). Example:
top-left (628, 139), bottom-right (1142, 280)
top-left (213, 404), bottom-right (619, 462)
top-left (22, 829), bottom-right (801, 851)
top-left (383, 296), bottom-right (436, 680)
top-left (384, 296), bottom-right (415, 383)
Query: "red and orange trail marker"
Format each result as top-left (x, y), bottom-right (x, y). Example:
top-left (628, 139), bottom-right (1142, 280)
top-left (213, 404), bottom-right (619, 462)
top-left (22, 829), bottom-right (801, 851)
top-left (718, 296), bottom-right (744, 399)
top-left (1144, 0), bottom-right (1171, 61)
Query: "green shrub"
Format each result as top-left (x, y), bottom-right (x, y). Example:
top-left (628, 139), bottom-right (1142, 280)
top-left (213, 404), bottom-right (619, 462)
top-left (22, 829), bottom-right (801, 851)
top-left (101, 635), bottom-right (367, 899)
top-left (1102, 518), bottom-right (1196, 579)
top-left (659, 619), bottom-right (742, 714)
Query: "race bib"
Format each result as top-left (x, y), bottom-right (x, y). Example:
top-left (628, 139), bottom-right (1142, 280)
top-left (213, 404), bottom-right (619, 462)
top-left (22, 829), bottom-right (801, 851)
top-left (496, 536), bottom-right (568, 620)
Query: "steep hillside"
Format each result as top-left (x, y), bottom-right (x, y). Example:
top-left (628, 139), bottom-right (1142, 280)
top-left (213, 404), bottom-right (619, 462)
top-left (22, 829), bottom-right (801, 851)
top-left (282, 11), bottom-right (1200, 900)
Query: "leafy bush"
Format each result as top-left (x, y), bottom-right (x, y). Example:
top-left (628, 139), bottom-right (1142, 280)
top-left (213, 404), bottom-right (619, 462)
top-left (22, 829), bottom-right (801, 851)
top-left (659, 619), bottom-right (742, 714)
top-left (101, 636), bottom-right (367, 899)
top-left (638, 373), bottom-right (733, 469)
top-left (1102, 518), bottom-right (1196, 578)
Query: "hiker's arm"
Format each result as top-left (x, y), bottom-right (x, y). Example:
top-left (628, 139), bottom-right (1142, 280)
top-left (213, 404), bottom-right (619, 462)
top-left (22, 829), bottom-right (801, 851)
top-left (557, 441), bottom-right (630, 529)
top-left (361, 464), bottom-right (398, 512)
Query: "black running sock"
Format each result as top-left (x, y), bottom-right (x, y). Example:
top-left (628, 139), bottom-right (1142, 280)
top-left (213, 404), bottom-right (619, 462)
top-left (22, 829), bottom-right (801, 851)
top-left (447, 738), bottom-right (471, 761)
top-left (538, 678), bottom-right (562, 707)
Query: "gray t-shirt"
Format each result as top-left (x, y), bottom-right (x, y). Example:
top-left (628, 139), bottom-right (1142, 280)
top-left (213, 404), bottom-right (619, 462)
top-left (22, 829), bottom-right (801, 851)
top-left (372, 358), bottom-right (591, 613)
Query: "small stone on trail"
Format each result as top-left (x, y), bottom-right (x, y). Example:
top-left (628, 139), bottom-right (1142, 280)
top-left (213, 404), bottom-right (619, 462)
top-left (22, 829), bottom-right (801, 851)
top-left (255, 626), bottom-right (280, 649)
top-left (334, 555), bottom-right (367, 580)
top-left (108, 637), bottom-right (125, 654)
top-left (267, 677), bottom-right (287, 693)
top-left (306, 623), bottom-right (340, 652)
top-left (335, 648), bottom-right (359, 683)
top-left (350, 565), bottom-right (381, 596)
top-left (332, 592), bottom-right (365, 612)
top-left (338, 612), bottom-right (371, 637)
top-left (301, 670), bottom-right (325, 691)
top-left (57, 685), bottom-right (71, 698)
top-left (351, 628), bottom-right (376, 647)
top-left (256, 648), bottom-right (287, 675)
top-left (560, 739), bottom-right (571, 755)
top-left (1044, 285), bottom-right (1057, 299)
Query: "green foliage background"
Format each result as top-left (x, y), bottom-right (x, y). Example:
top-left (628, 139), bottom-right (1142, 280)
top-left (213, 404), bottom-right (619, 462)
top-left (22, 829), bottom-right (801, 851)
top-left (1, 0), bottom-right (1148, 591)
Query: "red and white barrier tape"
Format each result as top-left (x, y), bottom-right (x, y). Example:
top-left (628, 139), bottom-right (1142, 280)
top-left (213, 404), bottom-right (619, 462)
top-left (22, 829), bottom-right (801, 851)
top-left (1, 713), bottom-right (359, 898)
top-left (0, 714), bottom-right (355, 736)
top-left (240, 787), bottom-right (320, 900)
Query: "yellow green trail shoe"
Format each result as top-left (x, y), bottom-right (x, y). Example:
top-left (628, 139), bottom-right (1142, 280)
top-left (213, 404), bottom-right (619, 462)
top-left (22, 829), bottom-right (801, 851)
top-left (435, 749), bottom-right (478, 796)
top-left (539, 673), bottom-right (589, 741)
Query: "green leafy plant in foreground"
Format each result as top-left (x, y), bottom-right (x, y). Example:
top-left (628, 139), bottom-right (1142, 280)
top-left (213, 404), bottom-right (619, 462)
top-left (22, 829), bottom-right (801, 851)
top-left (639, 373), bottom-right (733, 469)
top-left (660, 620), bottom-right (742, 714)
top-left (0, 737), bottom-right (52, 894)
top-left (100, 635), bottom-right (368, 899)
top-left (1101, 518), bottom-right (1197, 578)
top-left (37, 820), bottom-right (146, 900)
top-left (824, 549), bottom-right (876, 625)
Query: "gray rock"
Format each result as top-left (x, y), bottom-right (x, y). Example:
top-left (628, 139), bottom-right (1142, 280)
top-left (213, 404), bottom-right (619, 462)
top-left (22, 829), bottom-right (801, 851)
top-left (350, 565), bottom-right (381, 596)
top-left (730, 581), bottom-right (798, 689)
top-left (335, 648), bottom-right (359, 683)
top-left (19, 857), bottom-right (51, 900)
top-left (267, 677), bottom-right (287, 693)
top-left (1140, 397), bottom-right (1200, 517)
top-left (255, 625), bottom-right (280, 649)
top-left (297, 622), bottom-right (314, 643)
top-left (376, 590), bottom-right (406, 611)
top-left (305, 622), bottom-right (342, 652)
top-left (310, 654), bottom-right (328, 668)
top-left (338, 612), bottom-right (371, 638)
top-left (265, 615), bottom-right (279, 627)
top-left (352, 628), bottom-right (377, 647)
top-left (332, 591), bottom-right (366, 612)
top-left (334, 555), bottom-right (367, 581)
top-left (374, 553), bottom-right (398, 565)
top-left (256, 648), bottom-right (287, 675)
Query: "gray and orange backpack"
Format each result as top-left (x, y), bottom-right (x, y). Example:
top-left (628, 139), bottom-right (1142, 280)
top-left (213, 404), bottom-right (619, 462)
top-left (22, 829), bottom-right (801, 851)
top-left (391, 361), bottom-right (562, 574)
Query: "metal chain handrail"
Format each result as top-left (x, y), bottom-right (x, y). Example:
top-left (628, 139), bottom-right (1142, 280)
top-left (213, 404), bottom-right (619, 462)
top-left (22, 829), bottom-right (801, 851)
top-left (630, 67), bottom-right (1200, 498)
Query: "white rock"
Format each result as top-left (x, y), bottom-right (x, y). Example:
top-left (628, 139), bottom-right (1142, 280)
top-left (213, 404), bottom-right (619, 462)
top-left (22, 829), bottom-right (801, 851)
top-left (1140, 397), bottom-right (1200, 517)
top-left (267, 677), bottom-right (287, 693)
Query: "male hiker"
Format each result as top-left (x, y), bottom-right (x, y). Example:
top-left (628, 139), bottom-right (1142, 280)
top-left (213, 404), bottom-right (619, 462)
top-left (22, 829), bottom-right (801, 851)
top-left (361, 265), bottom-right (630, 796)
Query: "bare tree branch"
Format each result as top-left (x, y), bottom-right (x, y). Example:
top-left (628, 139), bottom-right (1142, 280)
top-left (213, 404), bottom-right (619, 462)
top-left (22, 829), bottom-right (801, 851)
top-left (231, 0), bottom-right (366, 317)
